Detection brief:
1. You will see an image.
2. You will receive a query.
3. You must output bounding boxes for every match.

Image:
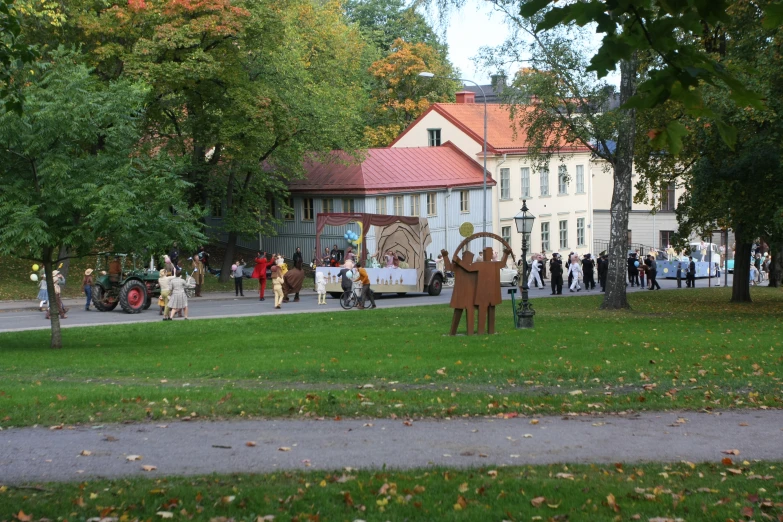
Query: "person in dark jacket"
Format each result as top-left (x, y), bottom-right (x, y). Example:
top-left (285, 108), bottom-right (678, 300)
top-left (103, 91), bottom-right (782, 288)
top-left (582, 254), bottom-right (595, 290)
top-left (627, 252), bottom-right (639, 286)
top-left (292, 247), bottom-right (303, 266)
top-left (648, 255), bottom-right (661, 290)
top-left (597, 253), bottom-right (608, 292)
top-left (549, 254), bottom-right (563, 295)
top-left (687, 256), bottom-right (696, 287)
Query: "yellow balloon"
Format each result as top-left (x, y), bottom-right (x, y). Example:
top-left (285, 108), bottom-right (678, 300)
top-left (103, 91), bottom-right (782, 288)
top-left (32, 264), bottom-right (40, 271)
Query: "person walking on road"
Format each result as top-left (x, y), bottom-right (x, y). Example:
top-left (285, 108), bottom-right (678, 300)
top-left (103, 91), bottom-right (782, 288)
top-left (527, 255), bottom-right (543, 289)
top-left (582, 254), bottom-right (595, 290)
top-left (271, 261), bottom-right (284, 309)
top-left (167, 274), bottom-right (188, 320)
top-left (158, 269), bottom-right (173, 316)
top-left (549, 253), bottom-right (563, 295)
top-left (283, 259), bottom-right (305, 303)
top-left (37, 271), bottom-right (49, 311)
top-left (191, 256), bottom-right (204, 297)
top-left (316, 271), bottom-right (327, 305)
top-left (252, 252), bottom-right (268, 301)
top-left (628, 252), bottom-right (640, 287)
top-left (232, 259), bottom-right (246, 297)
top-left (597, 253), bottom-right (608, 292)
top-left (354, 262), bottom-right (376, 309)
top-left (82, 269), bottom-right (94, 311)
top-left (568, 257), bottom-right (582, 292)
top-left (648, 255), bottom-right (661, 290)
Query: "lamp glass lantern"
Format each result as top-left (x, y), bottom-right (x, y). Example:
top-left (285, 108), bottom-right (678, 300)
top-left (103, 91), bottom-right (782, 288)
top-left (514, 204), bottom-right (535, 235)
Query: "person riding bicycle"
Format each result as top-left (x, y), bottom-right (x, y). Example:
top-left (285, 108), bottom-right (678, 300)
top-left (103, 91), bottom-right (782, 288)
top-left (338, 260), bottom-right (354, 295)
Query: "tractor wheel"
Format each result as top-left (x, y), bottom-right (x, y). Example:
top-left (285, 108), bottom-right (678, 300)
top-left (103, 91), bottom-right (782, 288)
top-left (143, 297), bottom-right (152, 310)
top-left (92, 285), bottom-right (118, 312)
top-left (428, 275), bottom-right (443, 296)
top-left (119, 280), bottom-right (147, 314)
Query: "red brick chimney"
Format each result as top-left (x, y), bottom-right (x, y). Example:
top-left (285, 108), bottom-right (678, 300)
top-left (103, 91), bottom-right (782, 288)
top-left (455, 90), bottom-right (475, 104)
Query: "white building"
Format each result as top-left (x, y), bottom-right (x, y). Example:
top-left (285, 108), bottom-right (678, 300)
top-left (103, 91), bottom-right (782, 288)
top-left (390, 91), bottom-right (685, 258)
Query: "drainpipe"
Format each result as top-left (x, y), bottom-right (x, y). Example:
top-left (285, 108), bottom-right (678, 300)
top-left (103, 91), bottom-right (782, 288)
top-left (495, 154), bottom-right (507, 244)
top-left (445, 187), bottom-right (452, 254)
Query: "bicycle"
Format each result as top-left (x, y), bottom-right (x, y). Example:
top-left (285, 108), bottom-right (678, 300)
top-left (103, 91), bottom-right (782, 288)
top-left (340, 283), bottom-right (369, 310)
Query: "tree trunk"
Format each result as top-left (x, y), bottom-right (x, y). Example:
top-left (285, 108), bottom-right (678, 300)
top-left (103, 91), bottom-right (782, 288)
top-left (219, 230), bottom-right (239, 283)
top-left (767, 242), bottom-right (782, 288)
top-left (601, 54), bottom-right (637, 310)
top-left (42, 247), bottom-right (62, 349)
top-left (731, 233), bottom-right (752, 302)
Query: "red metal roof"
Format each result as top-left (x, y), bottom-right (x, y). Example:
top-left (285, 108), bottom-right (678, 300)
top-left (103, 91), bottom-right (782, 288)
top-left (389, 102), bottom-right (590, 154)
top-left (290, 142), bottom-right (495, 195)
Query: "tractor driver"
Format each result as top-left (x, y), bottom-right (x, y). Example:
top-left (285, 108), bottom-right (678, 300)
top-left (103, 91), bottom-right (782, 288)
top-left (109, 256), bottom-right (122, 283)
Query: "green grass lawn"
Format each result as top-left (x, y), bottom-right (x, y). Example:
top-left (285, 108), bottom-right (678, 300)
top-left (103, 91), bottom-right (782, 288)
top-left (1, 288), bottom-right (782, 427)
top-left (2, 462), bottom-right (781, 521)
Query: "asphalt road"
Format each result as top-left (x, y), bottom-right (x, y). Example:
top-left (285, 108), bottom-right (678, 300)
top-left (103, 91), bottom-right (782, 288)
top-left (0, 274), bottom-right (733, 333)
top-left (0, 410), bottom-right (777, 483)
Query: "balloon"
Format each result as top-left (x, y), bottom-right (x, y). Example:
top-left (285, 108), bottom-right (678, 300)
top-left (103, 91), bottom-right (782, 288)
top-left (30, 273), bottom-right (38, 282)
top-left (345, 270), bottom-right (353, 278)
top-left (231, 264), bottom-right (237, 271)
top-left (634, 261), bottom-right (639, 267)
top-left (344, 233), bottom-right (349, 240)
top-left (32, 264), bottom-right (40, 271)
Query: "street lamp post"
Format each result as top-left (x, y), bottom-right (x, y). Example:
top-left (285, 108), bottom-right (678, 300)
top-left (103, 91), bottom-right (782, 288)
top-left (514, 200), bottom-right (536, 329)
top-left (419, 71), bottom-right (488, 245)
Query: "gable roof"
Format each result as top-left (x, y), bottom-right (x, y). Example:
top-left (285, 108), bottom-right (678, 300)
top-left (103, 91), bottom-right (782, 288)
top-left (290, 141), bottom-right (495, 195)
top-left (389, 102), bottom-right (590, 155)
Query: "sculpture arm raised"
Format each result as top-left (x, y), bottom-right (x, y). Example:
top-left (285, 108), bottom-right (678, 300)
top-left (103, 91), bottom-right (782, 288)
top-left (441, 250), bottom-right (455, 272)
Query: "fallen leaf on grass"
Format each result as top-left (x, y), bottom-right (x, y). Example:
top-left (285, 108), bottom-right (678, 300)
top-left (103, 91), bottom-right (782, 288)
top-left (555, 473), bottom-right (574, 480)
top-left (568, 390), bottom-right (583, 396)
top-left (722, 449), bottom-right (740, 455)
top-left (278, 447), bottom-right (291, 452)
top-left (726, 468), bottom-right (743, 475)
top-left (246, 441), bottom-right (257, 447)
top-left (141, 465), bottom-right (157, 472)
top-left (487, 470), bottom-right (498, 478)
top-left (740, 506), bottom-right (754, 518)
top-left (607, 493), bottom-right (620, 512)
top-left (49, 424), bottom-right (63, 430)
top-left (458, 483), bottom-right (469, 493)
top-left (56, 394), bottom-right (67, 401)
top-left (156, 511), bottom-right (173, 519)
top-left (14, 510), bottom-right (32, 522)
top-left (453, 495), bottom-right (468, 510)
top-left (531, 496), bottom-right (546, 508)
top-left (80, 450), bottom-right (92, 456)
top-left (126, 455), bottom-right (142, 461)
top-left (722, 457), bottom-right (733, 466)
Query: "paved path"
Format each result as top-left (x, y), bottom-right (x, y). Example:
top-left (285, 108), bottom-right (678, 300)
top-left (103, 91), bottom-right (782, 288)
top-left (0, 410), bottom-right (778, 483)
top-left (0, 275), bottom-right (732, 333)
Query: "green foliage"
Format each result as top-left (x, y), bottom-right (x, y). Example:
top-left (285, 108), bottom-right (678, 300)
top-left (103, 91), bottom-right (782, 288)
top-left (345, 0), bottom-right (444, 54)
top-left (519, 0), bottom-right (771, 150)
top-left (0, 49), bottom-right (203, 264)
top-left (0, 0), bottom-right (39, 113)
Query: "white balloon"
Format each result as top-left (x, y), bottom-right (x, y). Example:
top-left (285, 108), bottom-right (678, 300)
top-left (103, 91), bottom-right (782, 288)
top-left (30, 274), bottom-right (39, 282)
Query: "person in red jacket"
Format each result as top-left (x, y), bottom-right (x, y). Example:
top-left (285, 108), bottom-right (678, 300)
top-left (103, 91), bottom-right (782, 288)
top-left (251, 251), bottom-right (268, 301)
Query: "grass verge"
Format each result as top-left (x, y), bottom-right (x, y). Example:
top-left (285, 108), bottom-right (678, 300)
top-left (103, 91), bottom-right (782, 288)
top-left (1, 463), bottom-right (782, 521)
top-left (1, 288), bottom-right (782, 427)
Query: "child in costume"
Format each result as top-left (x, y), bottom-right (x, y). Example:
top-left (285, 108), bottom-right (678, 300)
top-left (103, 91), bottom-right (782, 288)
top-left (272, 260), bottom-right (284, 309)
top-left (567, 258), bottom-right (582, 292)
top-left (315, 271), bottom-right (327, 305)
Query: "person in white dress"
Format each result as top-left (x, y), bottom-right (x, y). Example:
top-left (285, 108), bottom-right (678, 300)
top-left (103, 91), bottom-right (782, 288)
top-left (568, 259), bottom-right (582, 292)
top-left (167, 274), bottom-right (188, 320)
top-left (527, 256), bottom-right (543, 289)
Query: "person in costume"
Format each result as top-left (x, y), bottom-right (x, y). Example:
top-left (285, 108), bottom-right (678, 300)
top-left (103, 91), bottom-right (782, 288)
top-left (527, 255), bottom-right (543, 289)
top-left (251, 251), bottom-right (268, 301)
top-left (315, 271), bottom-right (327, 305)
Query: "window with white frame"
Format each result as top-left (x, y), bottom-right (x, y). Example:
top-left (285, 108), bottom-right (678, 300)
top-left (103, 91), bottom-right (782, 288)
top-left (302, 198), bottom-right (314, 221)
top-left (426, 192), bottom-right (437, 216)
top-left (558, 165), bottom-right (568, 195)
top-left (501, 226), bottom-right (511, 246)
top-left (660, 182), bottom-right (676, 211)
top-left (541, 222), bottom-right (550, 251)
top-left (521, 167), bottom-right (530, 198)
top-left (428, 129), bottom-right (441, 147)
top-left (342, 198), bottom-right (355, 214)
top-left (284, 196), bottom-right (294, 220)
top-left (322, 198), bottom-right (333, 214)
top-left (393, 195), bottom-right (404, 215)
top-left (577, 217), bottom-right (585, 246)
top-left (576, 165), bottom-right (585, 193)
top-left (540, 168), bottom-right (549, 196)
top-left (376, 196), bottom-right (387, 215)
top-left (459, 190), bottom-right (469, 212)
top-left (410, 194), bottom-right (420, 217)
top-left (559, 220), bottom-right (568, 249)
top-left (500, 168), bottom-right (511, 199)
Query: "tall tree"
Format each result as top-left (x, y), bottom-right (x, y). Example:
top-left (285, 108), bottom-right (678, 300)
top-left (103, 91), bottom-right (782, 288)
top-left (0, 50), bottom-right (202, 348)
top-left (78, 0), bottom-right (369, 280)
top-left (364, 37), bottom-right (457, 146)
top-left (479, 1), bottom-right (638, 309)
top-left (632, 0), bottom-right (783, 302)
top-left (0, 0), bottom-right (39, 113)
top-left (344, 0), bottom-right (445, 54)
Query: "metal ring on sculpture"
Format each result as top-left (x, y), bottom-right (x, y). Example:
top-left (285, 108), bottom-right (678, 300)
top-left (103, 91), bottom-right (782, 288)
top-left (453, 232), bottom-right (517, 264)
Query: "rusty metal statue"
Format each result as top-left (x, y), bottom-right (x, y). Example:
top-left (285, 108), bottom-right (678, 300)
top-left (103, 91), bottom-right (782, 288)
top-left (441, 248), bottom-right (479, 335)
